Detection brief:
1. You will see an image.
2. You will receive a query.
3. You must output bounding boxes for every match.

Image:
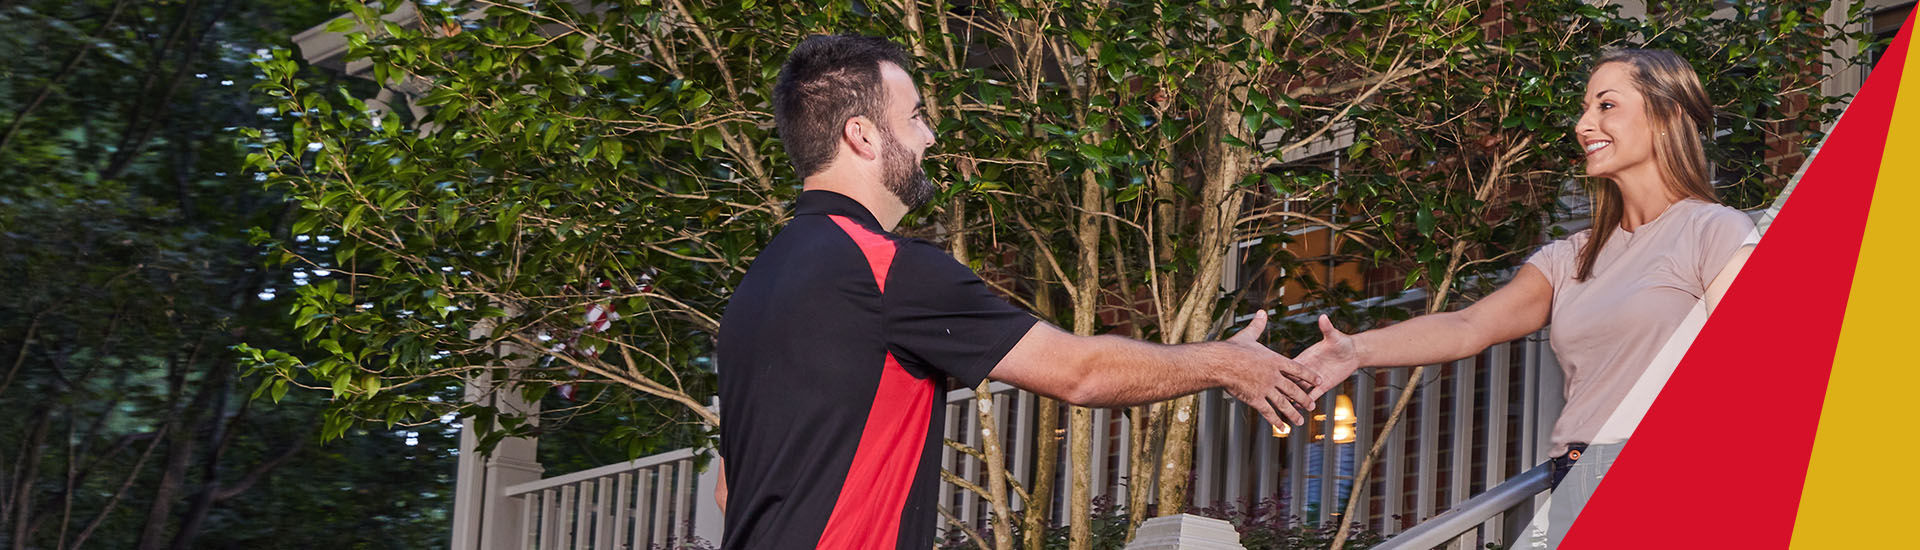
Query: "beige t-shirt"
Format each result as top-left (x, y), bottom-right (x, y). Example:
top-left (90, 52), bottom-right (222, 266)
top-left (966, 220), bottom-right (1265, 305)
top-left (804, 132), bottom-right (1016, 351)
top-left (1526, 198), bottom-right (1756, 456)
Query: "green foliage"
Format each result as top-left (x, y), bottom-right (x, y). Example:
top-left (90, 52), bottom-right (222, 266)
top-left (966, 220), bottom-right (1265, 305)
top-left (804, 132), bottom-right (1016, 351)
top-left (0, 0), bottom-right (453, 547)
top-left (245, 0), bottom-right (803, 456)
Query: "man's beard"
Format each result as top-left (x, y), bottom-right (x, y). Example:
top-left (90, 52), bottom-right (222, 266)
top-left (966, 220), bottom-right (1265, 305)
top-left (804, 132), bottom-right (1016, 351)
top-left (879, 128), bottom-right (936, 211)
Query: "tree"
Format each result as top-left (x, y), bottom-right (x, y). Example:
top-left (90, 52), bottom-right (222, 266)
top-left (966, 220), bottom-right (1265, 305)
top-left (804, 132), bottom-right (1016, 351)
top-left (0, 1), bottom-right (460, 548)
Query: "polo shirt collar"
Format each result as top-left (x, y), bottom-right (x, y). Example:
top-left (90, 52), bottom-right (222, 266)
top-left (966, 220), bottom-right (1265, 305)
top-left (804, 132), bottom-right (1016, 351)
top-left (793, 189), bottom-right (884, 230)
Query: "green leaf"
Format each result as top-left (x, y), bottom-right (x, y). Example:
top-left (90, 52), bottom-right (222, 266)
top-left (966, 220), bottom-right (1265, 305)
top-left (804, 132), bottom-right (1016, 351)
top-left (542, 121), bottom-right (564, 150)
top-left (602, 141), bottom-right (625, 165)
top-left (684, 90), bottom-right (713, 110)
top-left (343, 205), bottom-right (367, 231)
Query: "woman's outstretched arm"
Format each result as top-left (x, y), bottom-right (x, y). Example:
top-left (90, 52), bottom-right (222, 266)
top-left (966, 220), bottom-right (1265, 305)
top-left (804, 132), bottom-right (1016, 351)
top-left (1298, 265), bottom-right (1555, 400)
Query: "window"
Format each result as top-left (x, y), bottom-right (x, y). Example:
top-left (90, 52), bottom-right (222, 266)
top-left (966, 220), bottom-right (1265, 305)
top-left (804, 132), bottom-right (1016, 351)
top-left (1866, 4), bottom-right (1915, 77)
top-left (1227, 149), bottom-right (1344, 308)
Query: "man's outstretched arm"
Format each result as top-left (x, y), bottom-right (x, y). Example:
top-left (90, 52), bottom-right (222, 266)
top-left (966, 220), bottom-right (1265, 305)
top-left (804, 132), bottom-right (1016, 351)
top-left (987, 311), bottom-right (1317, 427)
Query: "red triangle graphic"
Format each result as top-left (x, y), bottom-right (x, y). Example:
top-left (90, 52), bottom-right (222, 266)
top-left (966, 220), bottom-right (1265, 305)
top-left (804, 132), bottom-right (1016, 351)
top-left (1559, 18), bottom-right (1913, 549)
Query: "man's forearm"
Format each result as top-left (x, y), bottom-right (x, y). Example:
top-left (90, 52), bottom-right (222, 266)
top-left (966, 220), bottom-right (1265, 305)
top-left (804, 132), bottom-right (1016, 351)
top-left (1065, 335), bottom-right (1239, 408)
top-left (991, 317), bottom-right (1314, 426)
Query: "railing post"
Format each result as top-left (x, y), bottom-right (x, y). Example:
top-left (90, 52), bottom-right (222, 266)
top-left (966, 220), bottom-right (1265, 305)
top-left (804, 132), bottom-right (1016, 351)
top-left (451, 376), bottom-right (544, 550)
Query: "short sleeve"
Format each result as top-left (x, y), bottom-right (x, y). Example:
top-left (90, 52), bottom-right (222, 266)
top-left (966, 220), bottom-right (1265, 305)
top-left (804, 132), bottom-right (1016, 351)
top-left (1525, 233), bottom-right (1583, 290)
top-left (883, 242), bottom-right (1039, 388)
top-left (1690, 204), bottom-right (1759, 287)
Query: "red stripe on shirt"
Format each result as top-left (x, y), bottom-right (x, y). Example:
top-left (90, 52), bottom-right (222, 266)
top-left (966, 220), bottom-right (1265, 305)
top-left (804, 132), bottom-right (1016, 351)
top-left (829, 215), bottom-right (896, 293)
top-left (816, 353), bottom-right (933, 550)
top-left (819, 215), bottom-right (932, 550)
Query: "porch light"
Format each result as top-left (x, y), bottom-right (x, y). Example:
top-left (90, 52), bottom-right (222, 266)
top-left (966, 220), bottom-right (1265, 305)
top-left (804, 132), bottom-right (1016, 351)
top-left (1333, 394), bottom-right (1357, 443)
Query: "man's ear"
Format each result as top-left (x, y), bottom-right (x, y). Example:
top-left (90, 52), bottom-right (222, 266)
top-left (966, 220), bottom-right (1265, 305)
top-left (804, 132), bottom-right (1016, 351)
top-left (842, 116), bottom-right (880, 161)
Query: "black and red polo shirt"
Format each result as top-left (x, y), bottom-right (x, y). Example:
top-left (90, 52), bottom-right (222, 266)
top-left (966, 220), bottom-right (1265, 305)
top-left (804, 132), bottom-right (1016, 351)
top-left (717, 190), bottom-right (1038, 549)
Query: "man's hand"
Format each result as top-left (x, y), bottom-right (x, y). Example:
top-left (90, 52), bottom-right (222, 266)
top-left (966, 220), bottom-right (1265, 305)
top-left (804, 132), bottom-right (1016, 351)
top-left (1220, 310), bottom-right (1320, 428)
top-left (1296, 314), bottom-right (1362, 401)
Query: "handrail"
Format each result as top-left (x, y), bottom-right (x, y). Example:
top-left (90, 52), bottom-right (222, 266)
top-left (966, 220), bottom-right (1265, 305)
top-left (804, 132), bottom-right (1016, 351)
top-left (502, 447), bottom-right (698, 497)
top-left (945, 380), bottom-right (1015, 402)
top-left (1372, 462), bottom-right (1553, 549)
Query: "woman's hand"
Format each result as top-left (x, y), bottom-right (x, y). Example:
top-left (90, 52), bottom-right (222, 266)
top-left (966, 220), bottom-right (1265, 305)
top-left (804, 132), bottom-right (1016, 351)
top-left (1296, 314), bottom-right (1362, 401)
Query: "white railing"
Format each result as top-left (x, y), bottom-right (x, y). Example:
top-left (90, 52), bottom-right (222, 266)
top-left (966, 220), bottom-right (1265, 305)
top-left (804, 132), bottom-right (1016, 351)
top-left (503, 447), bottom-right (719, 549)
top-left (934, 330), bottom-right (1563, 549)
top-left (497, 330), bottom-right (1561, 549)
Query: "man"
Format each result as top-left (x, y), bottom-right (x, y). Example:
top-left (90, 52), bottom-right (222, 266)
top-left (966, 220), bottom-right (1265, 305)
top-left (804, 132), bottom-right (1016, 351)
top-left (715, 34), bottom-right (1319, 550)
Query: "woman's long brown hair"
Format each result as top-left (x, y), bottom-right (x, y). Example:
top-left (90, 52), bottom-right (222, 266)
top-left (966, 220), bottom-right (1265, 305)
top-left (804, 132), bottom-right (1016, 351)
top-left (1575, 49), bottom-right (1719, 281)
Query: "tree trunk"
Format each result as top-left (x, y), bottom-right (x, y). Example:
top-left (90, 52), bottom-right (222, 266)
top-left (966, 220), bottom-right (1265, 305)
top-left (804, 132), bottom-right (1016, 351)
top-left (166, 358), bottom-right (234, 550)
top-left (133, 430), bottom-right (195, 550)
top-left (7, 407), bottom-right (52, 550)
top-left (1066, 9), bottom-right (1110, 546)
top-left (1157, 50), bottom-right (1257, 513)
top-left (1131, 62), bottom-right (1182, 534)
top-left (1125, 403), bottom-right (1163, 534)
top-left (973, 381), bottom-right (1015, 550)
top-left (1023, 250), bottom-right (1060, 550)
top-left (136, 352), bottom-right (223, 550)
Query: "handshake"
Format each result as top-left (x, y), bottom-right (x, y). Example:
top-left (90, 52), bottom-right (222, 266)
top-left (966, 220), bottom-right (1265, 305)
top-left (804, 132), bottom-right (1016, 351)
top-left (1216, 310), bottom-right (1360, 428)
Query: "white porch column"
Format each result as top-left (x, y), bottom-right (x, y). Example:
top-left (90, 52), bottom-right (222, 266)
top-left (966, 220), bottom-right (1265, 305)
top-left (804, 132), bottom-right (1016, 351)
top-left (450, 377), bottom-right (544, 550)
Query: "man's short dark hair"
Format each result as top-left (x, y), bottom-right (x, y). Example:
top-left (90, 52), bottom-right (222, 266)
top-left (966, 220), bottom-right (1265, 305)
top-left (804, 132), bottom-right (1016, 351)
top-left (773, 35), bottom-right (912, 179)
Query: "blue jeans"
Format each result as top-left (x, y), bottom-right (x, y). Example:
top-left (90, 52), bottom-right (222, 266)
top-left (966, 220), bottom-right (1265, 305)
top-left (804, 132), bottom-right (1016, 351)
top-left (1546, 441), bottom-right (1623, 548)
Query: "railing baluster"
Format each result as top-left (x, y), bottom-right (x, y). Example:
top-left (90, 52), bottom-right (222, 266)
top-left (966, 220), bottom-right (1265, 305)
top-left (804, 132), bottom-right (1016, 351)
top-left (1092, 407), bottom-right (1111, 501)
top-left (594, 478), bottom-right (613, 549)
top-left (1011, 390), bottom-right (1034, 512)
top-left (1114, 399), bottom-right (1131, 505)
top-left (1416, 366), bottom-right (1440, 523)
top-left (1318, 388), bottom-right (1336, 525)
top-left (1485, 342), bottom-right (1512, 543)
top-left (938, 400), bottom-right (956, 537)
top-left (961, 397), bottom-right (980, 526)
top-left (540, 488), bottom-right (560, 550)
top-left (676, 458), bottom-right (694, 542)
top-left (632, 468), bottom-right (652, 549)
top-left (1255, 414), bottom-right (1276, 501)
top-left (1383, 367), bottom-right (1408, 534)
top-left (1225, 396), bottom-right (1246, 506)
top-left (1451, 358), bottom-right (1476, 549)
top-left (613, 472), bottom-right (631, 550)
top-left (522, 491), bottom-right (540, 550)
top-left (651, 465), bottom-right (670, 547)
top-left (1287, 410), bottom-right (1306, 524)
top-left (554, 485), bottom-right (570, 549)
top-left (1354, 372), bottom-right (1375, 528)
top-left (575, 482), bottom-right (594, 550)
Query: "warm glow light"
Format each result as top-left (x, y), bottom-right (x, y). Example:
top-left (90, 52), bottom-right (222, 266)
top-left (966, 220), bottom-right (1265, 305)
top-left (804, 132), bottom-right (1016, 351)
top-left (1333, 425), bottom-right (1355, 444)
top-left (1276, 394), bottom-right (1357, 442)
top-left (1333, 394), bottom-right (1357, 443)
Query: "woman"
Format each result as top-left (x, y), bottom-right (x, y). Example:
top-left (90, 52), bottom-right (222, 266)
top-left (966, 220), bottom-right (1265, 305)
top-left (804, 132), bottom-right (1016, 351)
top-left (1294, 49), bottom-right (1757, 546)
